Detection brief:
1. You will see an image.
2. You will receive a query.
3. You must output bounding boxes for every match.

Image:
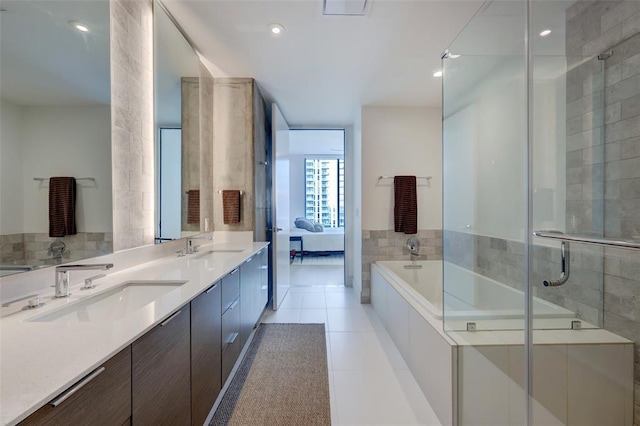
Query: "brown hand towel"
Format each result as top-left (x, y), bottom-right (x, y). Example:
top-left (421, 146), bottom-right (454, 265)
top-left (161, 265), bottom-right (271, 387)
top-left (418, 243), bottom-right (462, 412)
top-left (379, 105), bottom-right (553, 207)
top-left (49, 177), bottom-right (77, 237)
top-left (394, 176), bottom-right (417, 235)
top-left (187, 189), bottom-right (200, 224)
top-left (222, 190), bottom-right (241, 224)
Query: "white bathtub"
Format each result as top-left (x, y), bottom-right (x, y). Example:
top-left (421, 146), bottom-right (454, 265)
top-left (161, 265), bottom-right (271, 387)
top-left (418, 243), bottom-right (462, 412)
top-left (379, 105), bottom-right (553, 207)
top-left (373, 260), bottom-right (575, 324)
top-left (371, 260), bottom-right (633, 426)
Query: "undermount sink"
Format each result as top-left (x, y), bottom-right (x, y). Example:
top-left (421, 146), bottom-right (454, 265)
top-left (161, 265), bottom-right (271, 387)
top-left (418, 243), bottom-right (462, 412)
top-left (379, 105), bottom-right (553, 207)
top-left (190, 249), bottom-right (244, 260)
top-left (26, 281), bottom-right (187, 324)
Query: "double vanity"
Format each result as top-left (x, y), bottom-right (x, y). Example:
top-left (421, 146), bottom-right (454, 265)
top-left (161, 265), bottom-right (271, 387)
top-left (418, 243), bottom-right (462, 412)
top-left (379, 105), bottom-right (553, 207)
top-left (0, 240), bottom-right (269, 426)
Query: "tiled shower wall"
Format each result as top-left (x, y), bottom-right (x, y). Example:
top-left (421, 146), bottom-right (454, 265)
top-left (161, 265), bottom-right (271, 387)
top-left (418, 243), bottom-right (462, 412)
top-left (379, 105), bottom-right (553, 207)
top-left (566, 1), bottom-right (640, 422)
top-left (111, 0), bottom-right (154, 251)
top-left (0, 233), bottom-right (112, 266)
top-left (361, 229), bottom-right (442, 303)
top-left (444, 230), bottom-right (604, 326)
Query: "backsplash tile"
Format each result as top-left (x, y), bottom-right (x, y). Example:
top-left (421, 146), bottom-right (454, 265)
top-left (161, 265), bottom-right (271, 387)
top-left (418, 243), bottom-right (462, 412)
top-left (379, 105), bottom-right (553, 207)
top-left (361, 229), bottom-right (442, 303)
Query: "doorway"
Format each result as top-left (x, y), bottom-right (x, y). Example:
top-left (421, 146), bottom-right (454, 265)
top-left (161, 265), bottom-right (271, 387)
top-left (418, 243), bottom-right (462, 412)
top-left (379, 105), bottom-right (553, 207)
top-left (288, 129), bottom-right (346, 288)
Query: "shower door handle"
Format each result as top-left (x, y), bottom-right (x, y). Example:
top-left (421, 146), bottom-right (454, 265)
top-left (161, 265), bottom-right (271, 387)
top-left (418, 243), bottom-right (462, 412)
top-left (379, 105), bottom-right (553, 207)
top-left (543, 241), bottom-right (570, 287)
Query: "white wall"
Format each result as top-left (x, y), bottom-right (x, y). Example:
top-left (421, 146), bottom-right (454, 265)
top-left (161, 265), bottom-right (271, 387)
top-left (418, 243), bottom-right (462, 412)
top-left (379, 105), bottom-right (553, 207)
top-left (348, 115), bottom-right (362, 294)
top-left (442, 57), bottom-right (566, 241)
top-left (361, 106), bottom-right (442, 231)
top-left (21, 106), bottom-right (112, 233)
top-left (0, 100), bottom-right (25, 234)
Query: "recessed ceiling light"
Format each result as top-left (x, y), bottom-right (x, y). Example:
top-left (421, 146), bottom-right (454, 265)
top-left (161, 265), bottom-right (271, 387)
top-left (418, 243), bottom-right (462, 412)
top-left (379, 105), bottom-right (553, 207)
top-left (69, 21), bottom-right (90, 33)
top-left (539, 29), bottom-right (551, 37)
top-left (268, 23), bottom-right (284, 35)
top-left (433, 70), bottom-right (443, 78)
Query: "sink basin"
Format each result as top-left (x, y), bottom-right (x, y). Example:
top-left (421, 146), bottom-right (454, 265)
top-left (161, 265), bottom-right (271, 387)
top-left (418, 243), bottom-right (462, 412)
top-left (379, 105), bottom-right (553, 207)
top-left (191, 249), bottom-right (243, 260)
top-left (27, 281), bottom-right (187, 323)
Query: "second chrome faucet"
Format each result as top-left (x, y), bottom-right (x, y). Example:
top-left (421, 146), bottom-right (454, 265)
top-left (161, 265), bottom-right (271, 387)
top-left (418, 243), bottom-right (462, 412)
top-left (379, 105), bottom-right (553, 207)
top-left (54, 264), bottom-right (114, 298)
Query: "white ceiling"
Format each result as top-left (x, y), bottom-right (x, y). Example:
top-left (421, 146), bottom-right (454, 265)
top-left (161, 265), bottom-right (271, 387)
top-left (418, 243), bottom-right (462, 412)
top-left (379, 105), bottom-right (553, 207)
top-left (289, 129), bottom-right (344, 155)
top-left (162, 0), bottom-right (485, 127)
top-left (0, 1), bottom-right (110, 106)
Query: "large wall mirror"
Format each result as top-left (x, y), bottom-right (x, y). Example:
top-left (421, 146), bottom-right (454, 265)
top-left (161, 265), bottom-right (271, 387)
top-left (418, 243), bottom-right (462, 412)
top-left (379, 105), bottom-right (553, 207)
top-left (154, 1), bottom-right (201, 243)
top-left (0, 0), bottom-right (112, 277)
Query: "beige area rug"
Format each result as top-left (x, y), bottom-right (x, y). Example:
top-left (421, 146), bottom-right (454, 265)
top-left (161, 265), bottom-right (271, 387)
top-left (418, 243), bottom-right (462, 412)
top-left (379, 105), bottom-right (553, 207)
top-left (211, 323), bottom-right (331, 426)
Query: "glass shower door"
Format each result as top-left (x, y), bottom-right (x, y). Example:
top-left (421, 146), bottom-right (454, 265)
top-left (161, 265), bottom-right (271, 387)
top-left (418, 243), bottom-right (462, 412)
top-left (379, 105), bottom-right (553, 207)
top-left (442, 1), bottom-right (529, 423)
top-left (530, 2), bottom-right (637, 424)
top-left (443, 0), bottom-right (636, 424)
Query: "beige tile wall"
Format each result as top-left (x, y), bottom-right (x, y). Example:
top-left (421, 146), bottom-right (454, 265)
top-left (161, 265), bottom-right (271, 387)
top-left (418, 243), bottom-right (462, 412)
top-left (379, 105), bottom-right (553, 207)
top-left (213, 78), bottom-right (255, 232)
top-left (362, 229), bottom-right (442, 303)
top-left (181, 77), bottom-right (200, 233)
top-left (565, 1), bottom-right (640, 421)
top-left (111, 0), bottom-right (154, 251)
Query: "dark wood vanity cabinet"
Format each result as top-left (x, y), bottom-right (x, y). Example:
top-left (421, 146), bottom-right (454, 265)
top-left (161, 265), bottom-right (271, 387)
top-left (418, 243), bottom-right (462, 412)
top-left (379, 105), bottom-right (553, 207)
top-left (20, 346), bottom-right (131, 426)
top-left (191, 282), bottom-right (222, 426)
top-left (132, 306), bottom-right (191, 426)
top-left (221, 274), bottom-right (241, 385)
top-left (20, 248), bottom-right (270, 426)
top-left (240, 249), bottom-right (269, 347)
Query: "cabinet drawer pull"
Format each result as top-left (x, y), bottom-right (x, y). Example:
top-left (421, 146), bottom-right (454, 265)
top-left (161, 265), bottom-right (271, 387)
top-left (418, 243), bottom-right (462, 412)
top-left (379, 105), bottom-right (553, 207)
top-left (50, 366), bottom-right (106, 408)
top-left (257, 250), bottom-right (262, 255)
top-left (230, 268), bottom-right (239, 275)
top-left (160, 310), bottom-right (182, 327)
top-left (260, 265), bottom-right (268, 270)
top-left (227, 332), bottom-right (239, 345)
top-left (227, 333), bottom-right (238, 347)
top-left (222, 333), bottom-right (239, 354)
top-left (228, 300), bottom-right (239, 310)
top-left (205, 284), bottom-right (218, 294)
top-left (246, 257), bottom-right (253, 263)
top-left (261, 285), bottom-right (268, 291)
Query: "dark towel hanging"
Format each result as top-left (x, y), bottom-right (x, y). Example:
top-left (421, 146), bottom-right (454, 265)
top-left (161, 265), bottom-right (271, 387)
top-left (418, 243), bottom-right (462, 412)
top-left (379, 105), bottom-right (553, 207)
top-left (49, 177), bottom-right (77, 237)
top-left (222, 190), bottom-right (241, 224)
top-left (187, 189), bottom-right (200, 224)
top-left (394, 176), bottom-right (417, 235)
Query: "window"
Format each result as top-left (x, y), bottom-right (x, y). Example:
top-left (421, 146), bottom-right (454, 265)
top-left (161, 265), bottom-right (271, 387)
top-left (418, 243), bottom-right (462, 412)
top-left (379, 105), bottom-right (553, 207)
top-left (305, 158), bottom-right (345, 228)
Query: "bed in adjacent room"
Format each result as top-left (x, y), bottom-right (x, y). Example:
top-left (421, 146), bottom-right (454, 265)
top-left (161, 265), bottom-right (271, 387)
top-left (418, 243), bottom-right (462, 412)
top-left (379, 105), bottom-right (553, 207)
top-left (289, 227), bottom-right (345, 253)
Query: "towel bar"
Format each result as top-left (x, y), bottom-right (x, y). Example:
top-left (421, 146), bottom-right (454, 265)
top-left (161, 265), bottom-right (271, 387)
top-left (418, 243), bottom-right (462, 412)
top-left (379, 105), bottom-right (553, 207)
top-left (217, 190), bottom-right (244, 195)
top-left (34, 177), bottom-right (95, 182)
top-left (378, 176), bottom-right (431, 180)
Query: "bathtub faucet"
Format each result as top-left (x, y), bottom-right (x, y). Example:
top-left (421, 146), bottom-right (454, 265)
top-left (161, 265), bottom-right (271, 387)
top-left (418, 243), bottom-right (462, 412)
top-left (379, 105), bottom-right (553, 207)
top-left (405, 237), bottom-right (422, 269)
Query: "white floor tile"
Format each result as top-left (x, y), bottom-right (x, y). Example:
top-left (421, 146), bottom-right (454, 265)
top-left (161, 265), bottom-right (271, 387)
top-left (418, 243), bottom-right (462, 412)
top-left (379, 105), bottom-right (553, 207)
top-left (325, 291), bottom-right (360, 308)
top-left (395, 369), bottom-right (442, 426)
top-left (329, 331), bottom-right (394, 371)
top-left (267, 274), bottom-right (442, 426)
top-left (327, 307), bottom-right (382, 332)
top-left (279, 292), bottom-right (304, 309)
top-left (302, 293), bottom-right (328, 309)
top-left (288, 286), bottom-right (326, 293)
top-left (261, 308), bottom-right (301, 323)
top-left (372, 330), bottom-right (409, 370)
top-left (299, 308), bottom-right (328, 324)
top-left (332, 369), bottom-right (441, 425)
top-left (328, 371), bottom-right (339, 425)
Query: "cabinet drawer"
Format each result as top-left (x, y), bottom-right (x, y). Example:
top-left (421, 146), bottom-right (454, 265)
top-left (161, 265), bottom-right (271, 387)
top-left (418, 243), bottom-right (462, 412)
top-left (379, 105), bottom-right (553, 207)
top-left (221, 297), bottom-right (241, 384)
top-left (222, 269), bottom-right (240, 313)
top-left (132, 306), bottom-right (191, 426)
top-left (21, 346), bottom-right (131, 426)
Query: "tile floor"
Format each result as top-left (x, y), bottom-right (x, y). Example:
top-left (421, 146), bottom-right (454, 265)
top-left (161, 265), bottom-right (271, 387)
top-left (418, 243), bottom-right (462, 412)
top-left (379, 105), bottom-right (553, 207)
top-left (261, 265), bottom-right (442, 425)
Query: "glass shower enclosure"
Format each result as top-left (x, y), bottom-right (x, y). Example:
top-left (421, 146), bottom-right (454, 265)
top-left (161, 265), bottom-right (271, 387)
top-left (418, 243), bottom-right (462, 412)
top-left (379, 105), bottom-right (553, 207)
top-left (442, 0), bottom-right (638, 424)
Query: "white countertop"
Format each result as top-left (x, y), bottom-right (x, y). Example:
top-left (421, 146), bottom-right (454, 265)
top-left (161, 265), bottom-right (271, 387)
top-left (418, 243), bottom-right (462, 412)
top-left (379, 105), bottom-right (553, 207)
top-left (0, 241), bottom-right (268, 426)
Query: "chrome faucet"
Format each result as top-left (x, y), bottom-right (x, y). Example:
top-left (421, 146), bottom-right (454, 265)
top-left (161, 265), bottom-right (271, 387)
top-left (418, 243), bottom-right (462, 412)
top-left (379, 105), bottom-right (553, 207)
top-left (54, 264), bottom-right (114, 298)
top-left (186, 236), bottom-right (213, 254)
